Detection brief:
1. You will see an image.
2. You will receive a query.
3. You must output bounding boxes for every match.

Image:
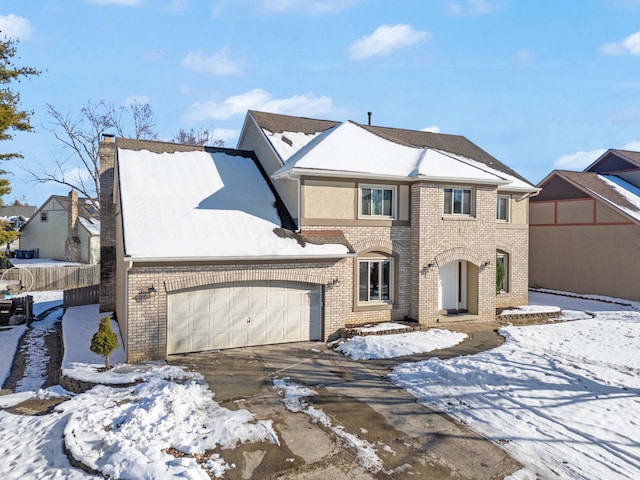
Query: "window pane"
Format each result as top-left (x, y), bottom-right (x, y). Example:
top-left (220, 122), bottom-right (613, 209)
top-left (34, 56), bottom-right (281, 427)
top-left (497, 197), bottom-right (507, 220)
top-left (444, 189), bottom-right (452, 214)
top-left (372, 189), bottom-right (382, 215)
top-left (359, 262), bottom-right (369, 301)
top-left (362, 188), bottom-right (371, 216)
top-left (369, 262), bottom-right (380, 301)
top-left (381, 261), bottom-right (390, 301)
top-left (453, 189), bottom-right (462, 214)
top-left (383, 189), bottom-right (392, 216)
top-left (462, 189), bottom-right (471, 215)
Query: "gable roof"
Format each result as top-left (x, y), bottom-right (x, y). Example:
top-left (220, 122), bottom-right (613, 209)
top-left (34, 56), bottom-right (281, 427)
top-left (20, 194), bottom-right (100, 235)
top-left (586, 148), bottom-right (640, 174)
top-left (535, 170), bottom-right (640, 224)
top-left (115, 139), bottom-right (351, 260)
top-left (249, 110), bottom-right (535, 192)
top-left (0, 205), bottom-right (37, 218)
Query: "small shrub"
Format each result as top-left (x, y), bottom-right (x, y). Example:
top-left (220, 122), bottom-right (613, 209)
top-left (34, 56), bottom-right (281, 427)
top-left (90, 316), bottom-right (119, 369)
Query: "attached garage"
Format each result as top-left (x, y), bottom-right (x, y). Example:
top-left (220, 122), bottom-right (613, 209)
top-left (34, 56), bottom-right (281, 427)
top-left (167, 281), bottom-right (322, 354)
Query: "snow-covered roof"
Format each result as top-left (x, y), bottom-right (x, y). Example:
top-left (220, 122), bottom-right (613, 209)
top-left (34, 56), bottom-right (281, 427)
top-left (272, 121), bottom-right (535, 191)
top-left (541, 170), bottom-right (640, 224)
top-left (595, 175), bottom-right (640, 223)
top-left (117, 146), bottom-right (350, 260)
top-left (250, 110), bottom-right (535, 192)
top-left (79, 216), bottom-right (100, 236)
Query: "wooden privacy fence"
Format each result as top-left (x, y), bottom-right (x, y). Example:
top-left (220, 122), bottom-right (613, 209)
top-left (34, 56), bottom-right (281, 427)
top-left (64, 284), bottom-right (100, 310)
top-left (1, 264), bottom-right (100, 291)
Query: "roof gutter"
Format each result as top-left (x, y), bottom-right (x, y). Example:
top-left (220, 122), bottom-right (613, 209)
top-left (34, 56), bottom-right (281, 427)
top-left (274, 168), bottom-right (513, 186)
top-left (125, 253), bottom-right (356, 264)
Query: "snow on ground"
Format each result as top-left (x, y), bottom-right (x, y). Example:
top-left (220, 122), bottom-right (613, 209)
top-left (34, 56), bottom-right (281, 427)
top-left (273, 378), bottom-right (383, 473)
top-left (355, 322), bottom-right (409, 333)
top-left (335, 328), bottom-right (467, 360)
top-left (61, 304), bottom-right (141, 384)
top-left (0, 325), bottom-right (27, 385)
top-left (391, 292), bottom-right (640, 480)
top-left (2, 289), bottom-right (640, 479)
top-left (0, 297), bottom-right (280, 479)
top-left (10, 258), bottom-right (82, 267)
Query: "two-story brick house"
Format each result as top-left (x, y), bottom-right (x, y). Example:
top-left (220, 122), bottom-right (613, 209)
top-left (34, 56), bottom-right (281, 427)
top-left (100, 111), bottom-right (537, 362)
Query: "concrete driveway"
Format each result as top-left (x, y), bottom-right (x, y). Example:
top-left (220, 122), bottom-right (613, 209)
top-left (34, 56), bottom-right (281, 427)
top-left (169, 327), bottom-right (521, 479)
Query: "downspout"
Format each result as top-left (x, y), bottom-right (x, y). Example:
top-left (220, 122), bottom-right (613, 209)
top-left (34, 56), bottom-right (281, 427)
top-left (124, 259), bottom-right (133, 361)
top-left (297, 177), bottom-right (302, 232)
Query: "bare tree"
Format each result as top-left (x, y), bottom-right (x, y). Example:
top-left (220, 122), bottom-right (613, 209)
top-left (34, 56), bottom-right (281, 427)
top-left (172, 127), bottom-right (225, 147)
top-left (26, 100), bottom-right (157, 210)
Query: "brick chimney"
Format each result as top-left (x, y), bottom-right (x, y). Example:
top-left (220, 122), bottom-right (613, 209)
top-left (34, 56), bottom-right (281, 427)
top-left (64, 189), bottom-right (81, 262)
top-left (99, 134), bottom-right (117, 312)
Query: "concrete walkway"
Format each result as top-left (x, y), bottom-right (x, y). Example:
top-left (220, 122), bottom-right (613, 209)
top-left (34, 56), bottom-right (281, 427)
top-left (171, 323), bottom-right (521, 479)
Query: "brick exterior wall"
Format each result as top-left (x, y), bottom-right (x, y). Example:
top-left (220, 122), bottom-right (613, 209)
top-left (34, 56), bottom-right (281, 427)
top-left (99, 138), bottom-right (116, 312)
top-left (125, 261), bottom-right (350, 362)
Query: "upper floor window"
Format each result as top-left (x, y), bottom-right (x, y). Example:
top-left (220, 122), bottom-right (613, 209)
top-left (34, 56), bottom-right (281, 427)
top-left (358, 256), bottom-right (393, 304)
top-left (40, 212), bottom-right (48, 222)
top-left (444, 188), bottom-right (472, 215)
top-left (360, 185), bottom-right (395, 218)
top-left (497, 195), bottom-right (509, 221)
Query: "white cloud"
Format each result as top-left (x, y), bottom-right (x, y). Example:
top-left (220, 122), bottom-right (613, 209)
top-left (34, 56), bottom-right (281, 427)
top-left (554, 148), bottom-right (607, 170)
top-left (184, 89), bottom-right (336, 122)
top-left (211, 128), bottom-right (240, 144)
top-left (447, 0), bottom-right (504, 17)
top-left (514, 49), bottom-right (534, 66)
top-left (87, 0), bottom-right (141, 5)
top-left (348, 24), bottom-right (430, 60)
top-left (257, 0), bottom-right (359, 14)
top-left (182, 47), bottom-right (244, 76)
top-left (421, 126), bottom-right (441, 133)
top-left (0, 14), bottom-right (32, 40)
top-left (599, 31), bottom-right (640, 55)
top-left (621, 140), bottom-right (640, 151)
top-left (166, 0), bottom-right (187, 13)
top-left (553, 141), bottom-right (640, 170)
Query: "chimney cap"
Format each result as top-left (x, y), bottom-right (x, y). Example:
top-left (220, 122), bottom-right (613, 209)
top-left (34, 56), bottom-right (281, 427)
top-left (102, 133), bottom-right (115, 142)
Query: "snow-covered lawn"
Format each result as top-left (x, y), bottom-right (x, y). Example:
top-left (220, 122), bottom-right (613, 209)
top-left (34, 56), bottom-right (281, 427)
top-left (335, 327), bottom-right (467, 360)
top-left (1, 290), bottom-right (639, 479)
top-left (391, 292), bottom-right (640, 480)
top-left (0, 295), bottom-right (280, 479)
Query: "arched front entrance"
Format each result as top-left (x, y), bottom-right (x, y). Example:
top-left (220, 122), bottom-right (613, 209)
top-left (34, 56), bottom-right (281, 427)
top-left (438, 260), bottom-right (478, 314)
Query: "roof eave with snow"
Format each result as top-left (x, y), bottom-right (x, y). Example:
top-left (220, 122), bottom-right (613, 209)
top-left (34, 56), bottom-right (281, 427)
top-left (274, 167), bottom-right (533, 188)
top-left (127, 252), bottom-right (355, 263)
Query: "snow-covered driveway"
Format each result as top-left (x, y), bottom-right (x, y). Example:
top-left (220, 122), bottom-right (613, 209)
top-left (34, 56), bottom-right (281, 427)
top-left (391, 293), bottom-right (640, 480)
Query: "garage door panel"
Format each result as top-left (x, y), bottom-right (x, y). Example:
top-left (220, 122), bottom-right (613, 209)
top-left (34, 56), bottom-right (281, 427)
top-left (192, 315), bottom-right (212, 333)
top-left (168, 281), bottom-right (322, 354)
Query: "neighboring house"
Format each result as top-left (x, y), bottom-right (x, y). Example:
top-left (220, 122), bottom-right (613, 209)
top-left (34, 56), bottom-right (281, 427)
top-left (19, 191), bottom-right (100, 264)
top-left (530, 149), bottom-right (640, 301)
top-left (100, 111), bottom-right (537, 362)
top-left (0, 205), bottom-right (36, 253)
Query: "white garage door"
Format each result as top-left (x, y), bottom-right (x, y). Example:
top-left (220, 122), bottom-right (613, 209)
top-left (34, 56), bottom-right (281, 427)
top-left (167, 281), bottom-right (322, 354)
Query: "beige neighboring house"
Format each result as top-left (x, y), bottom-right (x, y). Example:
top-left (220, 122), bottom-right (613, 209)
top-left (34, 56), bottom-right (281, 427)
top-left (530, 149), bottom-right (640, 301)
top-left (19, 191), bottom-right (100, 264)
top-left (100, 111), bottom-right (537, 362)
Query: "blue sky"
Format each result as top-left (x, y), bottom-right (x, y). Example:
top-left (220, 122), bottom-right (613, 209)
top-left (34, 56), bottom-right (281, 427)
top-left (3, 0), bottom-right (640, 206)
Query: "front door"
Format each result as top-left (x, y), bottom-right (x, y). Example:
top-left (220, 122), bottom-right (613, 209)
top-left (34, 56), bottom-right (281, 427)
top-left (438, 260), bottom-right (468, 312)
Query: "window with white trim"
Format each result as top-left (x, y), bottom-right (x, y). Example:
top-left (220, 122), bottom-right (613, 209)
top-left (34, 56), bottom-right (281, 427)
top-left (444, 187), bottom-right (473, 215)
top-left (360, 185), bottom-right (395, 218)
top-left (40, 212), bottom-right (48, 222)
top-left (497, 195), bottom-right (509, 221)
top-left (358, 257), bottom-right (393, 303)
